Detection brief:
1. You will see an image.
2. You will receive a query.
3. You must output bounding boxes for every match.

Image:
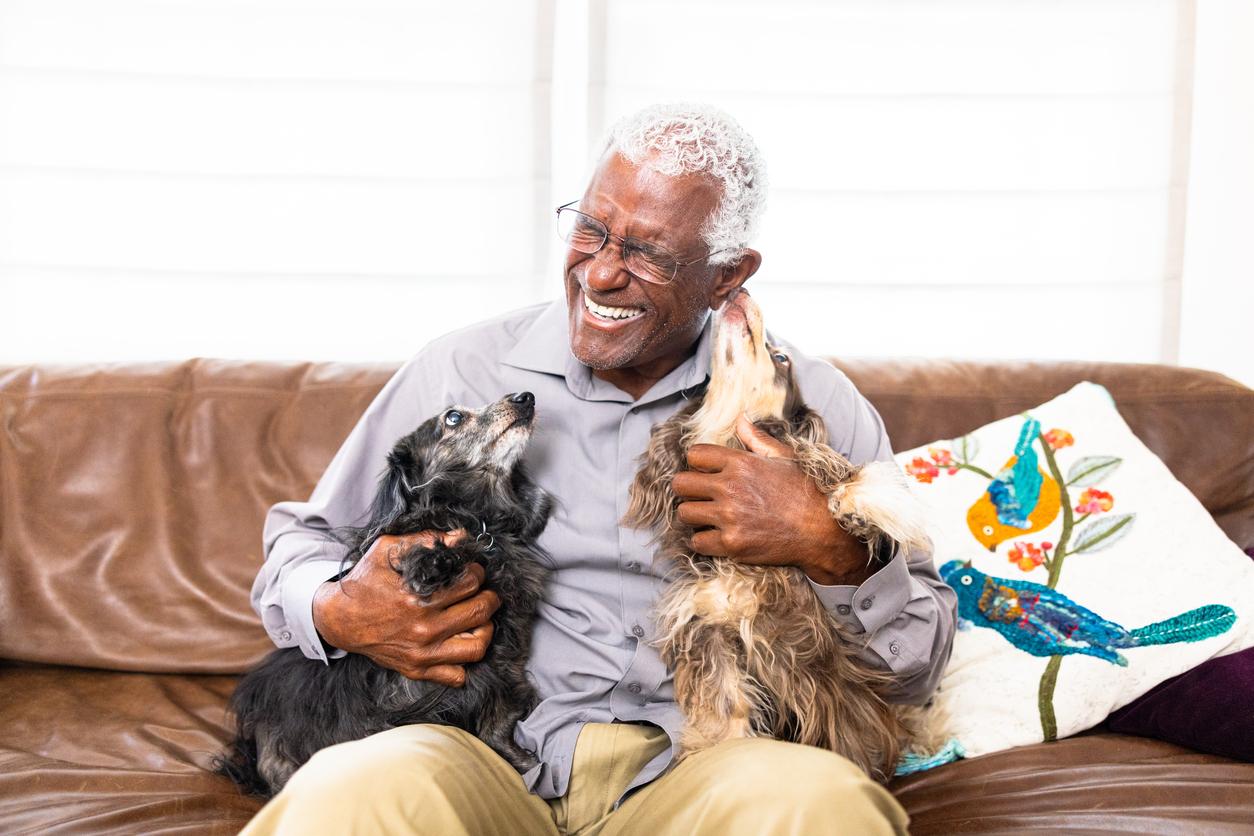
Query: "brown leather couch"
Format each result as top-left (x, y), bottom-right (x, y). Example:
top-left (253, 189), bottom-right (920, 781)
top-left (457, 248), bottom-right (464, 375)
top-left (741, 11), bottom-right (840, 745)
top-left (2, 357), bottom-right (1251, 834)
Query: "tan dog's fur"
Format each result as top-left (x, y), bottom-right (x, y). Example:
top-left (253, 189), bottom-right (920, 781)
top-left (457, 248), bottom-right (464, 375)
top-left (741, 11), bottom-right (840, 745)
top-left (625, 291), bottom-right (939, 781)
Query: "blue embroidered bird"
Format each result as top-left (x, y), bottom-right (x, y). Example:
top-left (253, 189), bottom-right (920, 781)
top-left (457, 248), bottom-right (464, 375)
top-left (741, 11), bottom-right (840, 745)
top-left (966, 417), bottom-right (1061, 551)
top-left (940, 561), bottom-right (1237, 665)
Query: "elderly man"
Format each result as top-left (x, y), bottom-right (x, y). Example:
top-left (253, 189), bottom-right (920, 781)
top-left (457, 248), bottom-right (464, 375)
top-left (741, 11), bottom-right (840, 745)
top-left (243, 104), bottom-right (955, 835)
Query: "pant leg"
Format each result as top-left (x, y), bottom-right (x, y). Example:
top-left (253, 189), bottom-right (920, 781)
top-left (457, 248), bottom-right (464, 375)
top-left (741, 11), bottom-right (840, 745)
top-left (546, 722), bottom-right (671, 835)
top-left (601, 737), bottom-right (909, 836)
top-left (239, 724), bottom-right (559, 836)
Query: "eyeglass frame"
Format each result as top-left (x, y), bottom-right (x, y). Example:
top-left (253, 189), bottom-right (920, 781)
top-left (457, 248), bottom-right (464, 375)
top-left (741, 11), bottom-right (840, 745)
top-left (554, 200), bottom-right (731, 285)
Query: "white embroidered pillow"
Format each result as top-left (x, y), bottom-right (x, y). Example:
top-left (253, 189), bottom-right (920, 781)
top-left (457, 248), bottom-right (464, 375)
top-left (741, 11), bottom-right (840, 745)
top-left (895, 381), bottom-right (1254, 757)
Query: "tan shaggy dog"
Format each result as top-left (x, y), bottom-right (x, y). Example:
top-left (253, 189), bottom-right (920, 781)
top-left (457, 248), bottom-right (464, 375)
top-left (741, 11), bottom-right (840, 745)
top-left (625, 289), bottom-right (937, 781)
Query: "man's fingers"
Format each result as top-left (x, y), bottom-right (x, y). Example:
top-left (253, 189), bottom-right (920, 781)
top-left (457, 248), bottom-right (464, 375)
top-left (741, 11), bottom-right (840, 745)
top-left (440, 528), bottom-right (469, 546)
top-left (432, 624), bottom-right (495, 664)
top-left (371, 530), bottom-right (469, 572)
top-left (386, 530), bottom-right (447, 552)
top-left (417, 563), bottom-right (487, 606)
top-left (432, 589), bottom-right (501, 639)
top-left (735, 414), bottom-right (791, 458)
top-left (685, 443), bottom-right (733, 472)
top-left (676, 499), bottom-right (719, 528)
top-left (415, 664), bottom-right (468, 687)
top-left (672, 470), bottom-right (719, 500)
top-left (689, 529), bottom-right (728, 557)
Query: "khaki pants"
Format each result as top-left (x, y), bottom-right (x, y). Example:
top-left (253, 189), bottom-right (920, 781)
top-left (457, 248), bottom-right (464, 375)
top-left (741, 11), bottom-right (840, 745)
top-left (240, 722), bottom-right (909, 835)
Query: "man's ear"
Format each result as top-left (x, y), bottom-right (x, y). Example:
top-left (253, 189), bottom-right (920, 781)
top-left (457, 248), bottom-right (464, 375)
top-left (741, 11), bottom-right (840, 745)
top-left (709, 248), bottom-right (762, 309)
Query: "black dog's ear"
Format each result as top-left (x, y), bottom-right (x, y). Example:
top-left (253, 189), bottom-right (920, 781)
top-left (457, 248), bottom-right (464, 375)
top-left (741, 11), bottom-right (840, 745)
top-left (514, 473), bottom-right (554, 541)
top-left (366, 446), bottom-right (417, 536)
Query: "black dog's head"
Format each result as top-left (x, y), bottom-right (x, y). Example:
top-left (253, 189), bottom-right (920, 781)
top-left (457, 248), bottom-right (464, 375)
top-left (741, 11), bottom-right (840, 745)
top-left (343, 392), bottom-right (552, 558)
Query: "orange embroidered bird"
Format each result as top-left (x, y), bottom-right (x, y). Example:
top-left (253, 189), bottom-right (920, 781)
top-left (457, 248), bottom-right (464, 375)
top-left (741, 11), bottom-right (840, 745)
top-left (966, 417), bottom-right (1060, 551)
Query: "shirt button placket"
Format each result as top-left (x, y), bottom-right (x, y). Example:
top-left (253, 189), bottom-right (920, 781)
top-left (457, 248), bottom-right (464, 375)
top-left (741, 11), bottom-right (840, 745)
top-left (614, 405), bottom-right (658, 718)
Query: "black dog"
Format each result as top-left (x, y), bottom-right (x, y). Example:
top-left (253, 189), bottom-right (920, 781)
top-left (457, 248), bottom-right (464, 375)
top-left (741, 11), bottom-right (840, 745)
top-left (216, 392), bottom-right (553, 798)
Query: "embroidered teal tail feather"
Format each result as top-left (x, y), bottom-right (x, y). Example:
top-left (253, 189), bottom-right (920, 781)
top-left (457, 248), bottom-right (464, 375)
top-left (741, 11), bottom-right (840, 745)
top-left (941, 561), bottom-right (1238, 667)
top-left (894, 738), bottom-right (965, 777)
top-left (1123, 604), bottom-right (1237, 647)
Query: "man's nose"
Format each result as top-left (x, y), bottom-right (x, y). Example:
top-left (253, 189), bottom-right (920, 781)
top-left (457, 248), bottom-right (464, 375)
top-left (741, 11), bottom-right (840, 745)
top-left (583, 242), bottom-right (633, 292)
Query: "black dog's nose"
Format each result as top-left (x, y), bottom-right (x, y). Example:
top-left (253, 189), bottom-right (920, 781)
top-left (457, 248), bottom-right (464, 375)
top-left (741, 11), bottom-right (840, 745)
top-left (510, 391), bottom-right (534, 405)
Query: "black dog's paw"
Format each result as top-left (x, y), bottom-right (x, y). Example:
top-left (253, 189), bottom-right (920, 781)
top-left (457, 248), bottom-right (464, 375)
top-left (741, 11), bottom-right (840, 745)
top-left (400, 540), bottom-right (489, 598)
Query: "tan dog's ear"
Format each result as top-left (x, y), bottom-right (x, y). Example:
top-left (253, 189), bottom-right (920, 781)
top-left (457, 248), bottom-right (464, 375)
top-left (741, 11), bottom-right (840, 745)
top-left (623, 404), bottom-right (697, 531)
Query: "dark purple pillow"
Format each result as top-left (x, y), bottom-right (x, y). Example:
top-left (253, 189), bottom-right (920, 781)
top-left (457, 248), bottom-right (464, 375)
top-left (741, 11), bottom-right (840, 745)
top-left (1107, 647), bottom-right (1254, 761)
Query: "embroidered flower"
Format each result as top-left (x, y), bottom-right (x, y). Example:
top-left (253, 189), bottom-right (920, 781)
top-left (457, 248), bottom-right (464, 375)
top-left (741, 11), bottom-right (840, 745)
top-left (928, 447), bottom-right (959, 475)
top-left (1043, 428), bottom-right (1074, 450)
top-left (1008, 540), bottom-right (1049, 572)
top-left (1074, 488), bottom-right (1114, 515)
top-left (906, 456), bottom-right (939, 483)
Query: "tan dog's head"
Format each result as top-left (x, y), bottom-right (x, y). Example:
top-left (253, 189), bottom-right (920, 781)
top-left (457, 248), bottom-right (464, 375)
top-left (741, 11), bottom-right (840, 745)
top-left (687, 289), bottom-right (801, 446)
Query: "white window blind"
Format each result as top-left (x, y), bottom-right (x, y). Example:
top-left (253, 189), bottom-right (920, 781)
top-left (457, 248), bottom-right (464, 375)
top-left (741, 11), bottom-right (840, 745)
top-left (0, 0), bottom-right (553, 361)
top-left (594, 0), bottom-right (1192, 363)
top-left (3, 0), bottom-right (1230, 378)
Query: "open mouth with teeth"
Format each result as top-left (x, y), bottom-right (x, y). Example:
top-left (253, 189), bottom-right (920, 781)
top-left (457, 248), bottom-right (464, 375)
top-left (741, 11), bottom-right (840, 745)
top-left (583, 293), bottom-right (645, 322)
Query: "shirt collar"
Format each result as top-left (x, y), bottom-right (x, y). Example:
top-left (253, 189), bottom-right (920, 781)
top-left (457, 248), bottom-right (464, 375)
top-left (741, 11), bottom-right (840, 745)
top-left (502, 298), bottom-right (713, 405)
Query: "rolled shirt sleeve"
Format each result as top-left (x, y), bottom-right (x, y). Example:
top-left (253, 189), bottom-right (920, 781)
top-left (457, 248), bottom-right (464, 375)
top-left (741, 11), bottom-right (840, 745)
top-left (250, 352), bottom-right (442, 664)
top-left (795, 356), bottom-right (958, 704)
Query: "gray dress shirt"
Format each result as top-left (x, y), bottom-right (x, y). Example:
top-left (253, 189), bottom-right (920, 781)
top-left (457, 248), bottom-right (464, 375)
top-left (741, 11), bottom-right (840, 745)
top-left (253, 298), bottom-right (957, 805)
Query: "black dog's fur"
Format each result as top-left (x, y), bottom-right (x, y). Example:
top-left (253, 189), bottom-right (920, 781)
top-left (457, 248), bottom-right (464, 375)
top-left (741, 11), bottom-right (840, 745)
top-left (215, 393), bottom-right (553, 798)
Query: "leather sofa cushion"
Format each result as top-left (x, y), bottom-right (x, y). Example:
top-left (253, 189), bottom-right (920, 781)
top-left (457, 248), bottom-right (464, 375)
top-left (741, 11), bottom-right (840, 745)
top-left (0, 361), bottom-right (392, 674)
top-left (1, 359), bottom-right (1249, 674)
top-left (0, 663), bottom-right (259, 834)
top-left (889, 730), bottom-right (1254, 833)
top-left (2, 661), bottom-right (1251, 834)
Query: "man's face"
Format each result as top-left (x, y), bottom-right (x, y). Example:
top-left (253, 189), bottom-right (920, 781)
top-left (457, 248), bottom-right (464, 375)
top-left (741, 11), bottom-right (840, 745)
top-left (563, 152), bottom-right (731, 376)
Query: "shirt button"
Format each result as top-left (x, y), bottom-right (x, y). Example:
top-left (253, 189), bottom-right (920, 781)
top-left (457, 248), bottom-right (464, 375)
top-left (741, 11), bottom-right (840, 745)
top-left (889, 641), bottom-right (901, 655)
top-left (836, 605), bottom-right (851, 616)
top-left (279, 630), bottom-right (292, 642)
top-left (627, 682), bottom-right (642, 694)
top-left (860, 597), bottom-right (874, 611)
top-left (632, 624), bottom-right (645, 638)
top-left (625, 561), bottom-right (640, 573)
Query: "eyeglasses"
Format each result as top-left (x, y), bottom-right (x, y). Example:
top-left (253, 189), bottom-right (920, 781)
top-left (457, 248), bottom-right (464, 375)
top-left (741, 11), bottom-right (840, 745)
top-left (555, 200), bottom-right (728, 285)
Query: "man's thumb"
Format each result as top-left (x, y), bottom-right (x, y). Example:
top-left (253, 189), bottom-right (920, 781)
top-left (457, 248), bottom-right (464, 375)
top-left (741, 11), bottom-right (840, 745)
top-left (735, 414), bottom-right (789, 458)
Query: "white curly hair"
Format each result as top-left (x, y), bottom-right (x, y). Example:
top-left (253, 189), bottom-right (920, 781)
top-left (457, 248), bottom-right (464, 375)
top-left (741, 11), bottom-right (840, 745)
top-left (604, 103), bottom-right (767, 267)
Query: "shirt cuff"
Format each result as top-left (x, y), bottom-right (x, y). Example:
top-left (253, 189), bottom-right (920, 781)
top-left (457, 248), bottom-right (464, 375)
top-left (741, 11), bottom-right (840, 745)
top-left (279, 559), bottom-right (349, 663)
top-left (806, 549), bottom-right (912, 635)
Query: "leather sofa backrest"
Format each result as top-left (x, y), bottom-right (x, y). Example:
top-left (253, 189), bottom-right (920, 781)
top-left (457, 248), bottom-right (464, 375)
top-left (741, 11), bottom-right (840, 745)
top-left (1, 358), bottom-right (1249, 674)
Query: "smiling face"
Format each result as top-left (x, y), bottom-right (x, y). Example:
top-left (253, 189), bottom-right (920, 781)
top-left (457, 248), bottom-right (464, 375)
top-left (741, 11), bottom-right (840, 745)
top-left (563, 152), bottom-right (760, 398)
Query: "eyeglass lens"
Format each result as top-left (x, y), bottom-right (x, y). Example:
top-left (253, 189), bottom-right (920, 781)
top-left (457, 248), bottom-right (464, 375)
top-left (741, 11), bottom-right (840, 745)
top-left (556, 207), bottom-right (676, 284)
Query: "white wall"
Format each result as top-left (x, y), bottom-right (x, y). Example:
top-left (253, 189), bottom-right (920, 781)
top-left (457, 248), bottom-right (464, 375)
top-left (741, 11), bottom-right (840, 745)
top-left (0, 0), bottom-right (554, 362)
top-left (0, 0), bottom-right (1248, 385)
top-left (593, 0), bottom-right (1190, 366)
top-left (1178, 0), bottom-right (1254, 387)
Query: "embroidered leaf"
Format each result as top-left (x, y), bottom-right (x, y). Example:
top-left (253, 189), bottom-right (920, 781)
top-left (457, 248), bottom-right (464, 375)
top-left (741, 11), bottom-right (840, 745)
top-left (1066, 455), bottom-right (1121, 487)
top-left (955, 434), bottom-right (979, 464)
top-left (1071, 513), bottom-right (1135, 554)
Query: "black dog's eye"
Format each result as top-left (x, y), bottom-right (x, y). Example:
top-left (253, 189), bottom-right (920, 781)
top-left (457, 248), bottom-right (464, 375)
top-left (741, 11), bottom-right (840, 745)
top-left (772, 352), bottom-right (790, 364)
top-left (443, 410), bottom-right (464, 428)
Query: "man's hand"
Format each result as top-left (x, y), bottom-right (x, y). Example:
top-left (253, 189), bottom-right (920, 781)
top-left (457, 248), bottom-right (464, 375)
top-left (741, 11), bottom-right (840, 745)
top-left (311, 530), bottom-right (500, 686)
top-left (672, 415), bottom-right (877, 586)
